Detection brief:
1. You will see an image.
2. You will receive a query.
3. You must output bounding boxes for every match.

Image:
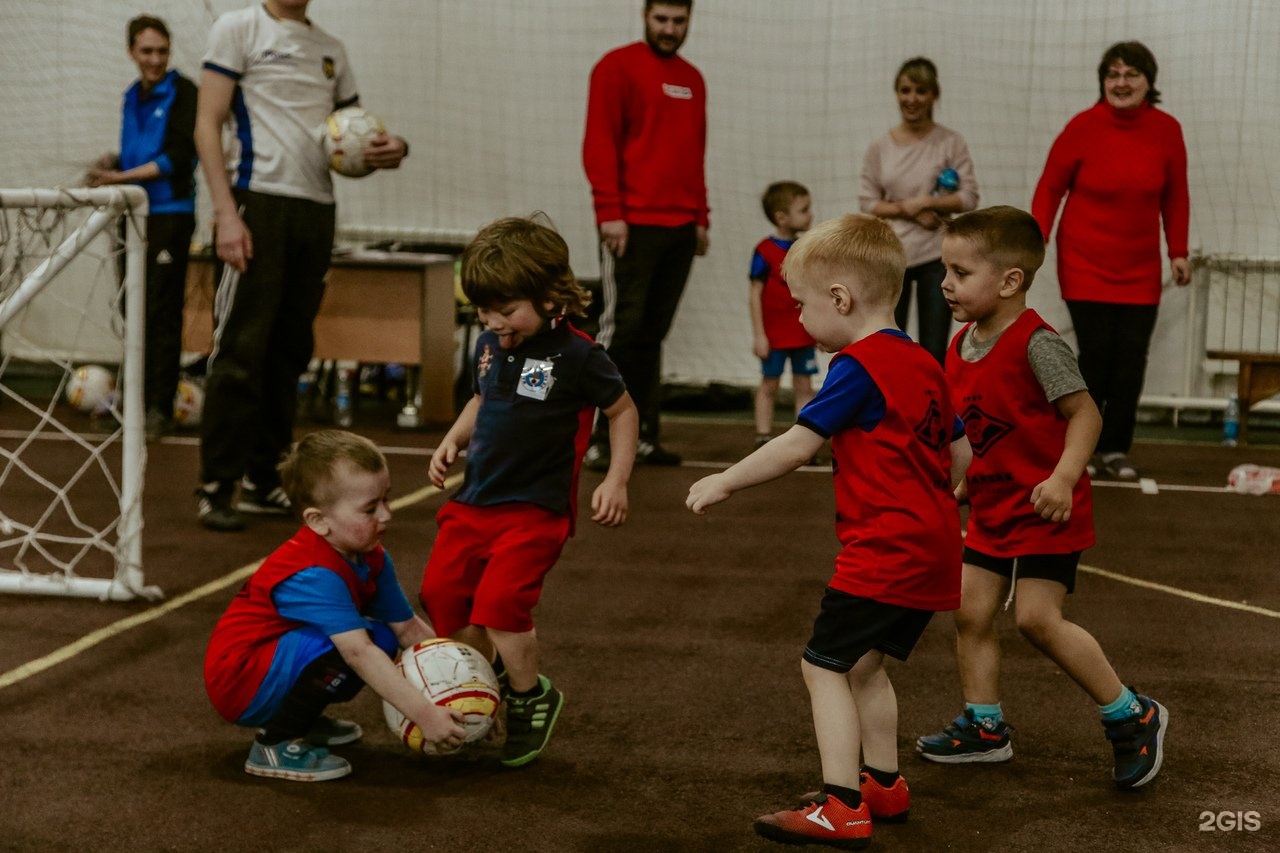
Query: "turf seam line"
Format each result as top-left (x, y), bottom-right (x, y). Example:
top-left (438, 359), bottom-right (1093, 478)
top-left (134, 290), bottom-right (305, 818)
top-left (0, 473), bottom-right (462, 692)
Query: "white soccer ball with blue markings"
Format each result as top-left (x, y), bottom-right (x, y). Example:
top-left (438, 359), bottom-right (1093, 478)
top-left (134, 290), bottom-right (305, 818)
top-left (322, 106), bottom-right (385, 178)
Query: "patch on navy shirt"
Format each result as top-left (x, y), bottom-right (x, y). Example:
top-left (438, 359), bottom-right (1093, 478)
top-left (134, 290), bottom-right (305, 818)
top-left (518, 358), bottom-right (555, 400)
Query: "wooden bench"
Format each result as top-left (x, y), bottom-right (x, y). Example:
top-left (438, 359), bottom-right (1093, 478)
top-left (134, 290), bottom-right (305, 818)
top-left (1206, 350), bottom-right (1280, 445)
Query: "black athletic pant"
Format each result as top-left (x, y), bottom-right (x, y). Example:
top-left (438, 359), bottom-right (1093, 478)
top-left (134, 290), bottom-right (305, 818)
top-left (894, 258), bottom-right (950, 366)
top-left (200, 190), bottom-right (335, 488)
top-left (144, 213), bottom-right (195, 417)
top-left (1065, 299), bottom-right (1160, 456)
top-left (258, 648), bottom-right (363, 744)
top-left (595, 222), bottom-right (697, 441)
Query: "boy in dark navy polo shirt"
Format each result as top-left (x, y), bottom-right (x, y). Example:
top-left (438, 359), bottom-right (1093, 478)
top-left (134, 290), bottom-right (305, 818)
top-left (421, 216), bottom-right (638, 768)
top-left (689, 214), bottom-right (970, 849)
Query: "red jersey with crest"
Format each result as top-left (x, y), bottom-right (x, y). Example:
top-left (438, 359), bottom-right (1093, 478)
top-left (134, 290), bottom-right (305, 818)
top-left (204, 526), bottom-right (383, 722)
top-left (751, 237), bottom-right (814, 350)
top-left (946, 309), bottom-right (1094, 556)
top-left (817, 333), bottom-right (961, 611)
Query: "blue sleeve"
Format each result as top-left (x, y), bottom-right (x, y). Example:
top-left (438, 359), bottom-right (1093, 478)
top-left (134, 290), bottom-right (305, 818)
top-left (273, 568), bottom-right (371, 637)
top-left (366, 553), bottom-right (415, 624)
top-left (796, 354), bottom-right (885, 437)
top-left (952, 415), bottom-right (966, 441)
top-left (749, 249), bottom-right (768, 281)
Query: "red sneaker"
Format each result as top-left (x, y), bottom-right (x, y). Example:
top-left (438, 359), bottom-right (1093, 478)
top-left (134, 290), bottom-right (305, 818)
top-left (754, 793), bottom-right (872, 849)
top-left (860, 772), bottom-right (910, 822)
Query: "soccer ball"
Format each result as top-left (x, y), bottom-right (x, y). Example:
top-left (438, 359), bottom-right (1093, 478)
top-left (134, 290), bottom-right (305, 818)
top-left (172, 377), bottom-right (204, 428)
top-left (322, 106), bottom-right (385, 178)
top-left (65, 364), bottom-right (116, 413)
top-left (383, 638), bottom-right (501, 755)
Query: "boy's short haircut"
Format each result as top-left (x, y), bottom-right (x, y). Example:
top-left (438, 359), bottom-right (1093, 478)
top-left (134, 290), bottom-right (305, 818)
top-left (761, 181), bottom-right (809, 225)
top-left (278, 429), bottom-right (387, 512)
top-left (128, 14), bottom-right (170, 47)
top-left (782, 213), bottom-right (906, 306)
top-left (945, 206), bottom-right (1046, 290)
top-left (461, 215), bottom-right (591, 318)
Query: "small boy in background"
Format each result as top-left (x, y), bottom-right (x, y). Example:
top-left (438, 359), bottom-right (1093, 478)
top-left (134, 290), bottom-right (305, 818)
top-left (750, 181), bottom-right (818, 448)
top-left (421, 215), bottom-right (638, 768)
top-left (204, 430), bottom-right (466, 782)
top-left (689, 214), bottom-right (969, 849)
top-left (917, 206), bottom-right (1167, 789)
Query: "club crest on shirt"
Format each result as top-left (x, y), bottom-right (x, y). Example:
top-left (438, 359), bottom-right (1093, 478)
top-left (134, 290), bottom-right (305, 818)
top-left (914, 397), bottom-right (948, 451)
top-left (477, 344), bottom-right (494, 379)
top-left (960, 403), bottom-right (1014, 457)
top-left (517, 358), bottom-right (556, 400)
top-left (322, 56), bottom-right (335, 79)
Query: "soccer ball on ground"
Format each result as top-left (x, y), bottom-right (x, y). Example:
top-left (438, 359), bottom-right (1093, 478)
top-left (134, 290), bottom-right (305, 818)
top-left (322, 106), bottom-right (386, 178)
top-left (65, 364), bottom-right (116, 413)
top-left (383, 638), bottom-right (501, 755)
top-left (172, 377), bottom-right (204, 428)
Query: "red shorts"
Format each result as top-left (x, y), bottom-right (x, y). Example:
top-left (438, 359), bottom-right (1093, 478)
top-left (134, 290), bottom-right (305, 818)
top-left (419, 501), bottom-right (570, 637)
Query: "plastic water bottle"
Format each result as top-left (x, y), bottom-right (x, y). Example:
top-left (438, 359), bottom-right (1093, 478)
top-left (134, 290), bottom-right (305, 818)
top-left (1222, 395), bottom-right (1240, 447)
top-left (334, 365), bottom-right (354, 428)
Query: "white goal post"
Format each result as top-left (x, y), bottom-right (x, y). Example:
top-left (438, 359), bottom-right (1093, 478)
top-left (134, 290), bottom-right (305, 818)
top-left (0, 186), bottom-right (159, 601)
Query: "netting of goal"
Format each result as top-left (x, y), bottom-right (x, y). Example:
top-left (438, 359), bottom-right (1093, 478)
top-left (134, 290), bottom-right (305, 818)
top-left (0, 187), bottom-right (158, 602)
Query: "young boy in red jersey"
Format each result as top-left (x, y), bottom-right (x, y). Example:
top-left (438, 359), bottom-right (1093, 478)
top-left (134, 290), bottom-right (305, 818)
top-left (204, 430), bottom-right (466, 782)
top-left (750, 181), bottom-right (818, 448)
top-left (917, 206), bottom-right (1167, 789)
top-left (688, 214), bottom-right (970, 849)
top-left (421, 216), bottom-right (639, 768)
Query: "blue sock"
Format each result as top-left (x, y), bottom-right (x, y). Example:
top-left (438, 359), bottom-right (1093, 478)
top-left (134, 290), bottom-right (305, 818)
top-left (965, 702), bottom-right (1003, 730)
top-left (1099, 687), bottom-right (1141, 721)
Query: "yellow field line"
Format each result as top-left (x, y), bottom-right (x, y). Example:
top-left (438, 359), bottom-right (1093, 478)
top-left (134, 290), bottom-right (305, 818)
top-left (1079, 562), bottom-right (1280, 619)
top-left (0, 473), bottom-right (462, 692)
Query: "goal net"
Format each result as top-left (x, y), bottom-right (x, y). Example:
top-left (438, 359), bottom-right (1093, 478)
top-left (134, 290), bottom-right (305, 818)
top-left (0, 187), bottom-right (159, 601)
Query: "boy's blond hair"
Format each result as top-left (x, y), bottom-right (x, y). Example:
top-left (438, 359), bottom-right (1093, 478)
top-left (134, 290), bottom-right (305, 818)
top-left (782, 213), bottom-right (906, 305)
top-left (944, 206), bottom-right (1046, 290)
top-left (461, 215), bottom-right (591, 318)
top-left (278, 430), bottom-right (387, 512)
top-left (761, 181), bottom-right (809, 226)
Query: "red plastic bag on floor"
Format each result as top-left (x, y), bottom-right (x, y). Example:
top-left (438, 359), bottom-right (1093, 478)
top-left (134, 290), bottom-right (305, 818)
top-left (1227, 464), bottom-right (1280, 495)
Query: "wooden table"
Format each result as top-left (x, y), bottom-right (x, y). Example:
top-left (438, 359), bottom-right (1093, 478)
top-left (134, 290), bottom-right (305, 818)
top-left (1206, 349), bottom-right (1280, 445)
top-left (183, 249), bottom-right (458, 425)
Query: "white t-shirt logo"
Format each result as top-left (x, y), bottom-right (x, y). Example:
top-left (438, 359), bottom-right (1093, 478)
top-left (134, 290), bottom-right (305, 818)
top-left (662, 83), bottom-right (693, 100)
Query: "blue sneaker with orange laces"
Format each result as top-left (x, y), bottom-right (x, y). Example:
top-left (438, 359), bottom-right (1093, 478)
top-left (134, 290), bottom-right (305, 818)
top-left (917, 708), bottom-right (1013, 763)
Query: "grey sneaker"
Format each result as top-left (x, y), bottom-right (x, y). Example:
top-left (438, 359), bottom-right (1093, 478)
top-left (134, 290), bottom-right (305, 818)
top-left (196, 482), bottom-right (245, 532)
top-left (236, 479), bottom-right (292, 515)
top-left (305, 715), bottom-right (363, 747)
top-left (583, 441), bottom-right (610, 472)
top-left (244, 738), bottom-right (351, 782)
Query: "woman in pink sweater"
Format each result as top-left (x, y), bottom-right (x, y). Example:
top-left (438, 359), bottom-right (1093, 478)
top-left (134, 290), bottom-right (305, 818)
top-left (1033, 41), bottom-right (1190, 481)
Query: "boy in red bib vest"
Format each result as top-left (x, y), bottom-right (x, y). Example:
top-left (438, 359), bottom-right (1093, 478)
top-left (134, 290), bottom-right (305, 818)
top-left (689, 214), bottom-right (970, 849)
top-left (917, 206), bottom-right (1168, 789)
top-left (204, 430), bottom-right (465, 781)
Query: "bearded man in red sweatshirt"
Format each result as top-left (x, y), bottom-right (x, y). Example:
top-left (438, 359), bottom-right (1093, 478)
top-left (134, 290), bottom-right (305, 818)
top-left (582, 0), bottom-right (709, 470)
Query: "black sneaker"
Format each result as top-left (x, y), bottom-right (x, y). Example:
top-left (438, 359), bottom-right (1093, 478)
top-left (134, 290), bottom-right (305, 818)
top-left (583, 441), bottom-right (610, 472)
top-left (236, 478), bottom-right (292, 515)
top-left (196, 482), bottom-right (246, 532)
top-left (916, 708), bottom-right (1013, 763)
top-left (1104, 691), bottom-right (1167, 789)
top-left (144, 408), bottom-right (173, 441)
top-left (635, 439), bottom-right (681, 466)
top-left (501, 675), bottom-right (564, 768)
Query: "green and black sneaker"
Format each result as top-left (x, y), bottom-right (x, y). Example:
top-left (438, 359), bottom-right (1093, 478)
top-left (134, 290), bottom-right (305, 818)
top-left (501, 674), bottom-right (564, 768)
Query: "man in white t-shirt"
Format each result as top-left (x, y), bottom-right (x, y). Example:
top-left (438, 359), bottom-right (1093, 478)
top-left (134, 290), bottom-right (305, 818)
top-left (193, 0), bottom-right (408, 531)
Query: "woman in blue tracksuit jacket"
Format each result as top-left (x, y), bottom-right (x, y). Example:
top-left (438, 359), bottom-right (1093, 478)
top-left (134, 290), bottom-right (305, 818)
top-left (89, 15), bottom-right (198, 437)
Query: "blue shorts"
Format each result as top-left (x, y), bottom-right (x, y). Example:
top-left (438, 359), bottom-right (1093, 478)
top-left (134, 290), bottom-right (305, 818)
top-left (761, 346), bottom-right (818, 379)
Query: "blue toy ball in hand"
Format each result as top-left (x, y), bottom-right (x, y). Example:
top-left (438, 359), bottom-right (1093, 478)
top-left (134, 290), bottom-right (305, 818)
top-left (934, 167), bottom-right (960, 195)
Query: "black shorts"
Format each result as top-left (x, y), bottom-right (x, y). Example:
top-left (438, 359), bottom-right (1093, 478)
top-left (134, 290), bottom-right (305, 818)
top-left (802, 588), bottom-right (935, 673)
top-left (963, 547), bottom-right (1082, 594)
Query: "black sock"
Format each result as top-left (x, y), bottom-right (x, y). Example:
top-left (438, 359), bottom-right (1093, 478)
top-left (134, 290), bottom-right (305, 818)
top-left (823, 783), bottom-right (862, 808)
top-left (862, 766), bottom-right (901, 789)
top-left (507, 680), bottom-right (542, 699)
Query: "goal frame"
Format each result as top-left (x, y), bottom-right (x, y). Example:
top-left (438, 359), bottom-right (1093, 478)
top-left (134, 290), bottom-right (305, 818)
top-left (0, 186), bottom-right (158, 601)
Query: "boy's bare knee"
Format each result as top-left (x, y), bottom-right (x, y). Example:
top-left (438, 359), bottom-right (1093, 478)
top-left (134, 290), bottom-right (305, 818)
top-left (1015, 610), bottom-right (1056, 648)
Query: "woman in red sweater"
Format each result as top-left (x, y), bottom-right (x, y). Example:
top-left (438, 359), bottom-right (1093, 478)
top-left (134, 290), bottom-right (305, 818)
top-left (1032, 41), bottom-right (1190, 480)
